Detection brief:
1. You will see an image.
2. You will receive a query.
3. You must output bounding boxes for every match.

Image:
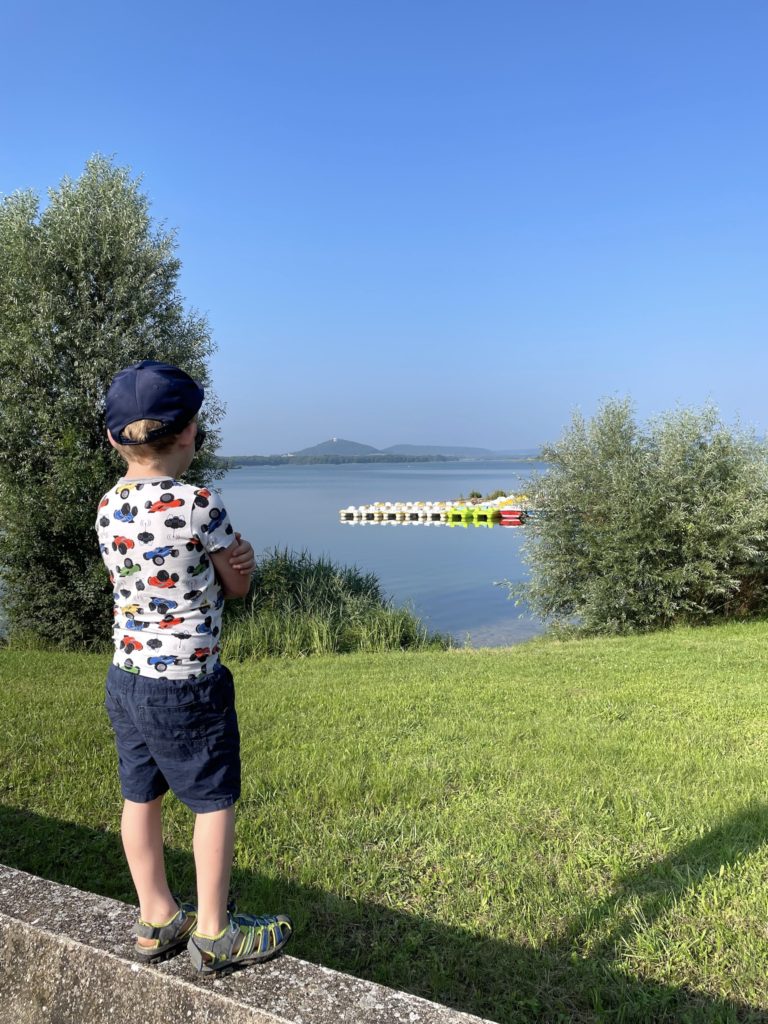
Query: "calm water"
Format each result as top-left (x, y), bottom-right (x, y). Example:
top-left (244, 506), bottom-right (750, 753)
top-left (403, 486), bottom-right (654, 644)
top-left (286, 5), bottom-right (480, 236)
top-left (220, 460), bottom-right (547, 646)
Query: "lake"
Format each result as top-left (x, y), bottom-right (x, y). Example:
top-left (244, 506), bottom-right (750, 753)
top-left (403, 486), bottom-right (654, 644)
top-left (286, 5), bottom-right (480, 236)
top-left (220, 460), bottom-right (547, 646)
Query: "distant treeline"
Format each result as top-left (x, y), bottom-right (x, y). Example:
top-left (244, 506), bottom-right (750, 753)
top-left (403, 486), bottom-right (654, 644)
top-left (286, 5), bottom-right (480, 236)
top-left (218, 454), bottom-right (460, 468)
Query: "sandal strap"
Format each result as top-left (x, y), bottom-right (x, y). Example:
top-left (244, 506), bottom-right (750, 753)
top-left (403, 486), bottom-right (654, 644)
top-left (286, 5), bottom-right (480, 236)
top-left (134, 909), bottom-right (182, 944)
top-left (134, 900), bottom-right (196, 945)
top-left (234, 914), bottom-right (288, 954)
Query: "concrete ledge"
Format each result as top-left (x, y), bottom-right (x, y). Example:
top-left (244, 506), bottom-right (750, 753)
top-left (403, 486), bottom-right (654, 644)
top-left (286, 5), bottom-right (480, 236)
top-left (0, 865), bottom-right (495, 1024)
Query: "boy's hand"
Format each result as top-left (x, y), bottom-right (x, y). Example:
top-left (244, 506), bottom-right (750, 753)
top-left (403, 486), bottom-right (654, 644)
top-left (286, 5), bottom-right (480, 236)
top-left (229, 532), bottom-right (255, 575)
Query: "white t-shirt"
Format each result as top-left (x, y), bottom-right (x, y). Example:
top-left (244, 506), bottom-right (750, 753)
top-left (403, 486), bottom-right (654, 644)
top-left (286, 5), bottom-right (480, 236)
top-left (95, 477), bottom-right (237, 680)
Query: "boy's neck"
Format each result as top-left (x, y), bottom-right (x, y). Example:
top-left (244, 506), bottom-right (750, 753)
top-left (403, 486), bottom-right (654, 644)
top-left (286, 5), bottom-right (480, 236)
top-left (121, 456), bottom-right (186, 481)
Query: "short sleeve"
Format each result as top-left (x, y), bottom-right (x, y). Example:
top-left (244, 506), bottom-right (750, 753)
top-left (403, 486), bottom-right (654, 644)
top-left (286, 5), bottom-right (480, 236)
top-left (95, 497), bottom-right (111, 556)
top-left (189, 486), bottom-right (237, 554)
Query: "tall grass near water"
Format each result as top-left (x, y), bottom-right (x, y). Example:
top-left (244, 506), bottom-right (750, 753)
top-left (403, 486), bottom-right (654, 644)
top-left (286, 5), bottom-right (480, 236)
top-left (223, 548), bottom-right (448, 659)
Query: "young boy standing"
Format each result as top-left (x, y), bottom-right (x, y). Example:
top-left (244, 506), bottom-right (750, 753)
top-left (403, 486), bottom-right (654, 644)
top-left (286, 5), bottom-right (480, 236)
top-left (96, 359), bottom-right (292, 972)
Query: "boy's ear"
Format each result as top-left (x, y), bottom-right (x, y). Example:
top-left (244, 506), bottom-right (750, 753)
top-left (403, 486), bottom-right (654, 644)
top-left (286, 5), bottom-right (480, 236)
top-left (107, 429), bottom-right (119, 451)
top-left (179, 419), bottom-right (197, 446)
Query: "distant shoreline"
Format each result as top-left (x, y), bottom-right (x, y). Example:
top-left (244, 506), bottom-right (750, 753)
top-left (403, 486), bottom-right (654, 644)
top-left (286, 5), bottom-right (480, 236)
top-left (218, 454), bottom-right (545, 469)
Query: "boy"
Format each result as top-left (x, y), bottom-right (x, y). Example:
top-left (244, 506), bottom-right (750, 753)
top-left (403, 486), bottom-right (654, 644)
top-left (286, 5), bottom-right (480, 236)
top-left (96, 359), bottom-right (292, 973)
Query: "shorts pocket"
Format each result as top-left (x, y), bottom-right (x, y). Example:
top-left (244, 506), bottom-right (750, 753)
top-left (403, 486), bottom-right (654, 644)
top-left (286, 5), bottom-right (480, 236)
top-left (104, 669), bottom-right (127, 728)
top-left (137, 697), bottom-right (218, 759)
top-left (210, 665), bottom-right (235, 713)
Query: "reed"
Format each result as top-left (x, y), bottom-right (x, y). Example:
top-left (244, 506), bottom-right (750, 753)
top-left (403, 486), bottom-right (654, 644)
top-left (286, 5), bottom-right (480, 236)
top-left (223, 547), bottom-right (448, 659)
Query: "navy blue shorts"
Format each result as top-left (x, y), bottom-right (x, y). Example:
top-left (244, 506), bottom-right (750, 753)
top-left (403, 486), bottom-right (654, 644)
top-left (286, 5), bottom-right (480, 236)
top-left (104, 662), bottom-right (241, 813)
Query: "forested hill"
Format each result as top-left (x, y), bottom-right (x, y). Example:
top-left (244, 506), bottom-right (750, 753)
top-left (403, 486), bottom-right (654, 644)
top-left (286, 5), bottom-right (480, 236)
top-left (293, 438), bottom-right (380, 456)
top-left (221, 437), bottom-right (543, 464)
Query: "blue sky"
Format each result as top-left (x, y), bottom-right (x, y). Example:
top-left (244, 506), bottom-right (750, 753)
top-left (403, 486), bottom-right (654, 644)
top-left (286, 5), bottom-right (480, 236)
top-left (3, 1), bottom-right (767, 454)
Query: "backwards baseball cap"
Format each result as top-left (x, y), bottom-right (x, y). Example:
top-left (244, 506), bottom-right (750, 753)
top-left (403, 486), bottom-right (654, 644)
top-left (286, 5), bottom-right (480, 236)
top-left (106, 360), bottom-right (204, 445)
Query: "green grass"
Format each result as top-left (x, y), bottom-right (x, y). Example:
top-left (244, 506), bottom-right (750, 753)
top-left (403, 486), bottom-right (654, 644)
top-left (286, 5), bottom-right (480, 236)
top-left (3, 622), bottom-right (768, 1021)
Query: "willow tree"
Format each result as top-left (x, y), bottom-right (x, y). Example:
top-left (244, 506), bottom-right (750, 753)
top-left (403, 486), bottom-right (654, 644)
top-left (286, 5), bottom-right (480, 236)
top-left (0, 156), bottom-right (223, 647)
top-left (511, 400), bottom-right (768, 635)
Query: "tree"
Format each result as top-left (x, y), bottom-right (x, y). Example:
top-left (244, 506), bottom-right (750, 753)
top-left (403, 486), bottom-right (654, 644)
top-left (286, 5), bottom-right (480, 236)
top-left (510, 399), bottom-right (768, 635)
top-left (0, 156), bottom-right (223, 647)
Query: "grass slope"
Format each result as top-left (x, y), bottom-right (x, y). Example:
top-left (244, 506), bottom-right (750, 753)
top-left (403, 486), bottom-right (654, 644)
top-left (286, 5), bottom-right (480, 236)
top-left (3, 623), bottom-right (768, 1022)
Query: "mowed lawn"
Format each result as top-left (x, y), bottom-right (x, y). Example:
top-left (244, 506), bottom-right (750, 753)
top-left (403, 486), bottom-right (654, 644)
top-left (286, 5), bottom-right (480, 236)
top-left (3, 624), bottom-right (768, 1022)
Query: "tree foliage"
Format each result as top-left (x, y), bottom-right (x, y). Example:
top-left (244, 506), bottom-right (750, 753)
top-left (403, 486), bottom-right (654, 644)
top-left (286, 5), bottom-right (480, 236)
top-left (513, 399), bottom-right (768, 635)
top-left (0, 156), bottom-right (223, 647)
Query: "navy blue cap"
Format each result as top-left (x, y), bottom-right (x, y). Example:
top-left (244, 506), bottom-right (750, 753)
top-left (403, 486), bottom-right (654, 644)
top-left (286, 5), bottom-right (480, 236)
top-left (106, 360), bottom-right (204, 445)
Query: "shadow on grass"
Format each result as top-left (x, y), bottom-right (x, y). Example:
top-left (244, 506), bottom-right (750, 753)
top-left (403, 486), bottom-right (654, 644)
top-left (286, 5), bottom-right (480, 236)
top-left (1, 801), bottom-right (767, 1023)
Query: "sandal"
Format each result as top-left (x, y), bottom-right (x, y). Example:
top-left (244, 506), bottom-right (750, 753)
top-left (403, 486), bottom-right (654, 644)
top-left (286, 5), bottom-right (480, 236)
top-left (187, 910), bottom-right (293, 973)
top-left (133, 897), bottom-right (197, 961)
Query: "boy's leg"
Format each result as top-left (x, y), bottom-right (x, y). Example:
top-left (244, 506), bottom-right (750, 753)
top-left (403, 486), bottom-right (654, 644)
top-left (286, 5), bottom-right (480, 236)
top-left (121, 795), bottom-right (178, 940)
top-left (187, 803), bottom-right (294, 971)
top-left (193, 805), bottom-right (236, 936)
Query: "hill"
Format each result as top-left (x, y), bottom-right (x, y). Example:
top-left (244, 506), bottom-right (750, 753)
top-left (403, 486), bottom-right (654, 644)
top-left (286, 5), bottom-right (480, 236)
top-left (383, 443), bottom-right (496, 457)
top-left (292, 438), bottom-right (380, 456)
top-left (222, 438), bottom-right (545, 460)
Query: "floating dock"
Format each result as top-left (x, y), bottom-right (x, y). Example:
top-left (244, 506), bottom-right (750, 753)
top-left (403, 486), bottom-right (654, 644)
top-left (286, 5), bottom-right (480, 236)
top-left (338, 494), bottom-right (535, 527)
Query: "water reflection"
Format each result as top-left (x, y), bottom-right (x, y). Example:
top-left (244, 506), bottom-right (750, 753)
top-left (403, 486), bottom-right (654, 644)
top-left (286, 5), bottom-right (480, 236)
top-left (221, 461), bottom-right (545, 646)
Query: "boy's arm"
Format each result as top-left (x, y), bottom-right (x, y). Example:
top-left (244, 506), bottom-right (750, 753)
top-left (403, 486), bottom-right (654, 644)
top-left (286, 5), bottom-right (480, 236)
top-left (210, 543), bottom-right (252, 599)
top-left (191, 489), bottom-right (252, 597)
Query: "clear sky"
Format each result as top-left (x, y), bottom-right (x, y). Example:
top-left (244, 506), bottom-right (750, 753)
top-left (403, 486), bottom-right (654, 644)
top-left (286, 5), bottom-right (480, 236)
top-left (3, 1), bottom-right (767, 454)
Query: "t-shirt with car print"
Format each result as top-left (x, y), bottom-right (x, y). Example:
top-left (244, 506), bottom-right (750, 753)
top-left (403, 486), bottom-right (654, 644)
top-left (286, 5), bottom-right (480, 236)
top-left (95, 478), bottom-right (236, 680)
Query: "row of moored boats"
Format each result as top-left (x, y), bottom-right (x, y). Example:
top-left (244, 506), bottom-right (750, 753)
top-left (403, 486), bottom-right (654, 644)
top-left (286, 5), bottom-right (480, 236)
top-left (339, 494), bottom-right (534, 526)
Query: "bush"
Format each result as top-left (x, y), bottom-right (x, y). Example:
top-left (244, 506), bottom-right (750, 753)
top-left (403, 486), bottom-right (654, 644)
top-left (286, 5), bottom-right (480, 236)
top-left (223, 548), bottom-right (449, 658)
top-left (508, 399), bottom-right (768, 635)
top-left (0, 157), bottom-right (222, 647)
top-left (454, 489), bottom-right (510, 503)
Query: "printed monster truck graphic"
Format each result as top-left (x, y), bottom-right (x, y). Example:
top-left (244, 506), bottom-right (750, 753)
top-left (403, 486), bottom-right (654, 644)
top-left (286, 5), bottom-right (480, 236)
top-left (145, 493), bottom-right (185, 514)
top-left (143, 545), bottom-right (179, 566)
top-left (187, 556), bottom-right (210, 577)
top-left (158, 614), bottom-right (185, 630)
top-left (116, 482), bottom-right (145, 499)
top-left (148, 654), bottom-right (181, 673)
top-left (148, 570), bottom-right (179, 589)
top-left (119, 635), bottom-right (143, 654)
top-left (114, 503), bottom-right (138, 524)
top-left (200, 508), bottom-right (227, 535)
top-left (117, 559), bottom-right (141, 578)
top-left (125, 615), bottom-right (149, 631)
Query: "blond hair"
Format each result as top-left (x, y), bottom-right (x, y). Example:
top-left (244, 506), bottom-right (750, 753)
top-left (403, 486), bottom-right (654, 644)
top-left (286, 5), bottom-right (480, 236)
top-left (114, 418), bottom-right (180, 460)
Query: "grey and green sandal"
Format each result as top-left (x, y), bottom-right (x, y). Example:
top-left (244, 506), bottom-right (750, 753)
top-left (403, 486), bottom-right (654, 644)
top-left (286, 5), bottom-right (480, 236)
top-left (133, 898), bottom-right (198, 961)
top-left (187, 911), bottom-right (293, 974)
